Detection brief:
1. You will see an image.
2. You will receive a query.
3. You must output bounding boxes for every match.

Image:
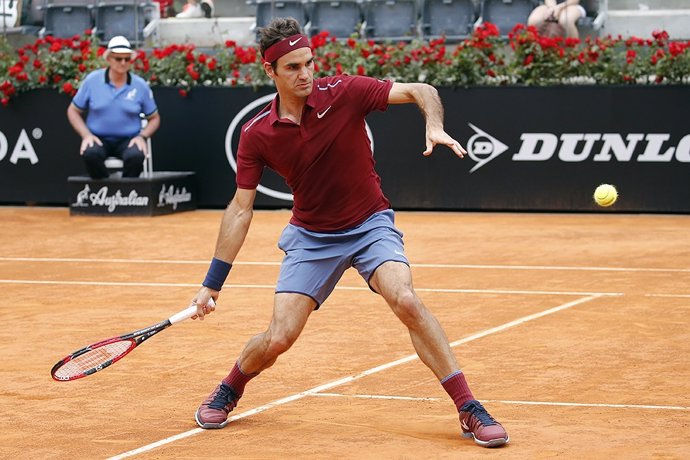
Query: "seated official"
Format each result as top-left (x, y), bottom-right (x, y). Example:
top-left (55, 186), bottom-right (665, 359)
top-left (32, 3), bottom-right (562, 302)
top-left (67, 36), bottom-right (160, 179)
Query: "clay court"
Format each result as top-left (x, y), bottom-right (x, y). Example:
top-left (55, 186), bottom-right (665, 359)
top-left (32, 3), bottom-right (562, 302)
top-left (1, 206), bottom-right (689, 459)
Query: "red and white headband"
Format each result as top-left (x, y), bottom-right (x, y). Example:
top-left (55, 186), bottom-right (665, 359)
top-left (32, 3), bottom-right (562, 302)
top-left (263, 34), bottom-right (310, 63)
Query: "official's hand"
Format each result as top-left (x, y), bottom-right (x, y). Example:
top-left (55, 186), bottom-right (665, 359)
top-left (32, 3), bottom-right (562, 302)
top-left (80, 134), bottom-right (102, 155)
top-left (424, 129), bottom-right (466, 159)
top-left (128, 135), bottom-right (149, 157)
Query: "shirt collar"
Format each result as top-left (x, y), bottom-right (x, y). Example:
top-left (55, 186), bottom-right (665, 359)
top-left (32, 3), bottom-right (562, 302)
top-left (268, 82), bottom-right (318, 125)
top-left (104, 68), bottom-right (132, 86)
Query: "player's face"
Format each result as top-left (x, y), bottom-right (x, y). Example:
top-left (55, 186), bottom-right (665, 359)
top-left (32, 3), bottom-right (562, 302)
top-left (266, 48), bottom-right (314, 99)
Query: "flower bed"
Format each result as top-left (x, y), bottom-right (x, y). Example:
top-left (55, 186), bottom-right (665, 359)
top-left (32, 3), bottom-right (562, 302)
top-left (1, 23), bottom-right (689, 106)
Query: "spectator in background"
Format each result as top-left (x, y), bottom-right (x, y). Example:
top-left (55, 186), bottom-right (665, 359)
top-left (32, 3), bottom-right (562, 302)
top-left (176, 0), bottom-right (214, 18)
top-left (66, 36), bottom-right (160, 179)
top-left (528, 0), bottom-right (586, 38)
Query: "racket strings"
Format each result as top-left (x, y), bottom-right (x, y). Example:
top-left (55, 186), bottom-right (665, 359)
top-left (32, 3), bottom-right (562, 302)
top-left (54, 340), bottom-right (134, 379)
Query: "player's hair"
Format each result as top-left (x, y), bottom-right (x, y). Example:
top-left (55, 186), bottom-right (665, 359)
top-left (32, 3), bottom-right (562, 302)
top-left (259, 17), bottom-right (304, 65)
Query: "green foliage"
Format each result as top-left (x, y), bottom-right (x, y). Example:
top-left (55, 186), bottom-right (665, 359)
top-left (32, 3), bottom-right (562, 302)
top-left (1, 25), bottom-right (689, 106)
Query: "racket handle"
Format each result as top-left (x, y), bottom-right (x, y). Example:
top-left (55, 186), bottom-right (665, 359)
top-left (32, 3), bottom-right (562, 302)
top-left (169, 298), bottom-right (216, 325)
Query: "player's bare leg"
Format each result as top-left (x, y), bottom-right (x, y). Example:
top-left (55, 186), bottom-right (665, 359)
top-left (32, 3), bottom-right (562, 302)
top-left (370, 261), bottom-right (508, 447)
top-left (238, 293), bottom-right (316, 374)
top-left (195, 293), bottom-right (315, 429)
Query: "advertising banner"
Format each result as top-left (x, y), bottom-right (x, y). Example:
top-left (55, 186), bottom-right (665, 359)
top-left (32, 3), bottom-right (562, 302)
top-left (1, 86), bottom-right (688, 212)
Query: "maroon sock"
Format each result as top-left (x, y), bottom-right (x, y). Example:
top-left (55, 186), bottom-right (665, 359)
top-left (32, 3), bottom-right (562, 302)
top-left (221, 361), bottom-right (258, 397)
top-left (441, 371), bottom-right (474, 411)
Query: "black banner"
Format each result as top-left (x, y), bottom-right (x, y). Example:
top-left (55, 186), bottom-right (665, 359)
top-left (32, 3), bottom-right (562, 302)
top-left (1, 86), bottom-right (688, 212)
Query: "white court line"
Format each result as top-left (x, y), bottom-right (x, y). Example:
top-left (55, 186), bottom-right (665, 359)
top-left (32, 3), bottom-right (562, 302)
top-left (1, 256), bottom-right (689, 273)
top-left (646, 293), bottom-right (690, 298)
top-left (0, 279), bottom-right (619, 297)
top-left (107, 294), bottom-right (601, 459)
top-left (311, 393), bottom-right (690, 411)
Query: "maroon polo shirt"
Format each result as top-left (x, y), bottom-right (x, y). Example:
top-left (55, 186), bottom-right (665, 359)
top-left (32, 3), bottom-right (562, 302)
top-left (236, 75), bottom-right (394, 232)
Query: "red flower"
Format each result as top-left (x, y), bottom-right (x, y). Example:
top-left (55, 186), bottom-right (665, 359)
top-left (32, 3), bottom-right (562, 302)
top-left (225, 40), bottom-right (236, 48)
top-left (179, 89), bottom-right (188, 97)
top-left (62, 82), bottom-right (75, 94)
top-left (1, 98), bottom-right (8, 107)
top-left (186, 64), bottom-right (200, 81)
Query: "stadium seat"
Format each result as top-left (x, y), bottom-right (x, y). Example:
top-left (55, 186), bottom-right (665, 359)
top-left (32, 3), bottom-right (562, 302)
top-left (105, 114), bottom-right (153, 178)
top-left (576, 0), bottom-right (607, 37)
top-left (361, 0), bottom-right (418, 42)
top-left (214, 0), bottom-right (254, 17)
top-left (306, 0), bottom-right (362, 38)
top-left (27, 0), bottom-right (48, 26)
top-left (420, 0), bottom-right (477, 42)
top-left (41, 0), bottom-right (95, 38)
top-left (479, 0), bottom-right (537, 36)
top-left (251, 0), bottom-right (309, 40)
top-left (94, 0), bottom-right (157, 44)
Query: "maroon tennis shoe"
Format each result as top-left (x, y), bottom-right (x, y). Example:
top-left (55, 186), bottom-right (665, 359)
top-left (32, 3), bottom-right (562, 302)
top-left (459, 400), bottom-right (509, 447)
top-left (195, 382), bottom-right (239, 429)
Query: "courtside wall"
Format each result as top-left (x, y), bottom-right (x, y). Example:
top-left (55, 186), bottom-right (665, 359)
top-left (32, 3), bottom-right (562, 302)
top-left (0, 86), bottom-right (688, 212)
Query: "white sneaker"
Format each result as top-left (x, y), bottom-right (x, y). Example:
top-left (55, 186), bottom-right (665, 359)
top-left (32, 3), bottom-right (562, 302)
top-left (201, 0), bottom-right (214, 18)
top-left (176, 3), bottom-right (203, 18)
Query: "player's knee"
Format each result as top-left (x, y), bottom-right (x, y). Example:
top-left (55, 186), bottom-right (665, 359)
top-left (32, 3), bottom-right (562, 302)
top-left (265, 332), bottom-right (296, 358)
top-left (392, 290), bottom-right (425, 326)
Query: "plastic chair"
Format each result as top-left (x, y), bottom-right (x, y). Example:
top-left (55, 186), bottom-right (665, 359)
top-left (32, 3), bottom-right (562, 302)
top-left (105, 115), bottom-right (153, 178)
top-left (361, 0), bottom-right (418, 42)
top-left (40, 0), bottom-right (95, 38)
top-left (479, 0), bottom-right (537, 36)
top-left (420, 0), bottom-right (476, 42)
top-left (94, 0), bottom-right (157, 44)
top-left (251, 0), bottom-right (309, 41)
top-left (307, 0), bottom-right (362, 38)
top-left (576, 0), bottom-right (607, 37)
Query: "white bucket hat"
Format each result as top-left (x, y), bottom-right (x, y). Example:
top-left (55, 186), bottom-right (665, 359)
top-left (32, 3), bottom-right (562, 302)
top-left (104, 36), bottom-right (135, 59)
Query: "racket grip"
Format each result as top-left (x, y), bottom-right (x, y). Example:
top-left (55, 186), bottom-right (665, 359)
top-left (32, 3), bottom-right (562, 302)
top-left (169, 298), bottom-right (216, 324)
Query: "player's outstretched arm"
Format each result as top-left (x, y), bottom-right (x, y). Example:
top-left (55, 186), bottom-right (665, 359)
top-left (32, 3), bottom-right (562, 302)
top-left (193, 188), bottom-right (257, 319)
top-left (388, 82), bottom-right (466, 159)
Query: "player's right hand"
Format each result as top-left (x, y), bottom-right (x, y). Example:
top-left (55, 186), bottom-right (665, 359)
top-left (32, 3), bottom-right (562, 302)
top-left (191, 289), bottom-right (218, 320)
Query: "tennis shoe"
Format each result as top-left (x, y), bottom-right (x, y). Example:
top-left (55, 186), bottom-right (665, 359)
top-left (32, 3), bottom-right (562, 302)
top-left (459, 400), bottom-right (509, 448)
top-left (195, 382), bottom-right (239, 429)
top-left (200, 0), bottom-right (214, 17)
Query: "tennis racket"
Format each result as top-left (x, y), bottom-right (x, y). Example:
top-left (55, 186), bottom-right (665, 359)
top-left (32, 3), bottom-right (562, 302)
top-left (51, 300), bottom-right (214, 381)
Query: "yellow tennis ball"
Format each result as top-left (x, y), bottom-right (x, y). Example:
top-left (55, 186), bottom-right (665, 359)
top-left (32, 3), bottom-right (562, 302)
top-left (594, 184), bottom-right (618, 207)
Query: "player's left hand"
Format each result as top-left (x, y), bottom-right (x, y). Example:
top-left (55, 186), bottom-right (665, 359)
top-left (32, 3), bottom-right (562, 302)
top-left (424, 129), bottom-right (466, 158)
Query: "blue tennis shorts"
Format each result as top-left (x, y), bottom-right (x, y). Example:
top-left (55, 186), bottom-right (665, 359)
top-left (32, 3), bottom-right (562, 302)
top-left (276, 209), bottom-right (409, 308)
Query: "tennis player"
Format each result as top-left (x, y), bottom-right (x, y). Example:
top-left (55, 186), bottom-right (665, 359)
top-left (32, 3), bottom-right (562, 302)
top-left (191, 17), bottom-right (509, 448)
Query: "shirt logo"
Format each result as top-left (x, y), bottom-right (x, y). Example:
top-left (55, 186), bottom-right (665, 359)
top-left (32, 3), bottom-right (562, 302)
top-left (317, 106), bottom-right (332, 119)
top-left (289, 37), bottom-right (303, 46)
top-left (125, 88), bottom-right (137, 101)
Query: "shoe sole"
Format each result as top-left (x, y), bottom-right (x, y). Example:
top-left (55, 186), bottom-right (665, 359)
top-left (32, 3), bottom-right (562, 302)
top-left (195, 409), bottom-right (229, 429)
top-left (201, 2), bottom-right (213, 18)
top-left (462, 431), bottom-right (509, 448)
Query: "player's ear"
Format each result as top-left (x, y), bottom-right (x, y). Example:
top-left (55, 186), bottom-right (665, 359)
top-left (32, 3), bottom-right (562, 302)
top-left (263, 61), bottom-right (275, 80)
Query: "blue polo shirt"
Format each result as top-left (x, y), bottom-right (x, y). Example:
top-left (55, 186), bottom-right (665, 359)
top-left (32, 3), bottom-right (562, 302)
top-left (71, 68), bottom-right (158, 141)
